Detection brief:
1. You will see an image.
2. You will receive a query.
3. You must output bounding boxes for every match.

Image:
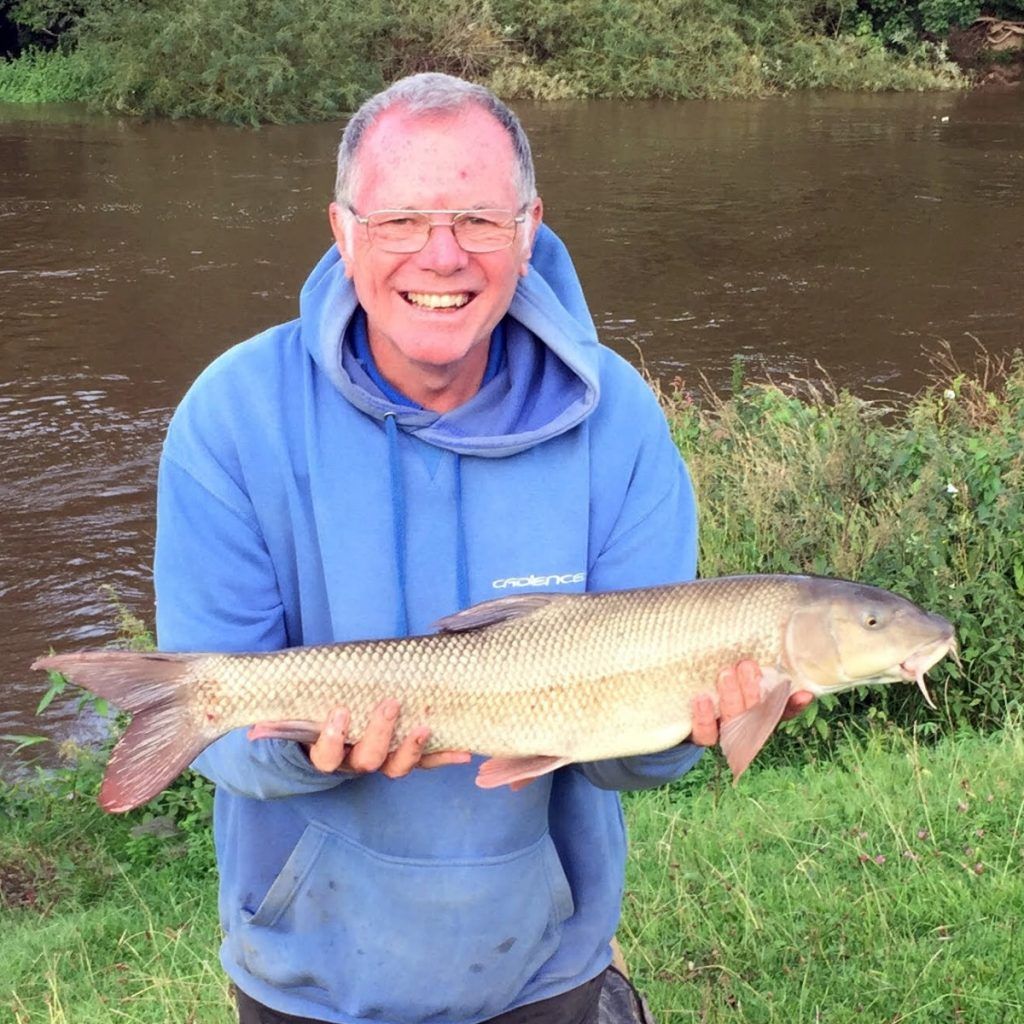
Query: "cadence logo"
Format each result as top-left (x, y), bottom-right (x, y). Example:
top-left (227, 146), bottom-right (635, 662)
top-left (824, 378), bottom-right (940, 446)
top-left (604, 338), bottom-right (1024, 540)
top-left (491, 572), bottom-right (586, 590)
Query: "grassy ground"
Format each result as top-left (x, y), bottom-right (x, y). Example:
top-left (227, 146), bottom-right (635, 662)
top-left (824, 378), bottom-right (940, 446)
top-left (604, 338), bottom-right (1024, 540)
top-left (620, 725), bottom-right (1024, 1022)
top-left (3, 726), bottom-right (1022, 1022)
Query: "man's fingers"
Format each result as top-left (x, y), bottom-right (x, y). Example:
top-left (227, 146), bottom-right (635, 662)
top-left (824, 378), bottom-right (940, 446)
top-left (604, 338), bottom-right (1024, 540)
top-left (345, 699), bottom-right (400, 773)
top-left (716, 665), bottom-right (745, 722)
top-left (689, 692), bottom-right (719, 747)
top-left (782, 689), bottom-right (815, 720)
top-left (308, 707), bottom-right (350, 773)
top-left (736, 659), bottom-right (761, 709)
top-left (379, 726), bottom-right (430, 778)
top-left (418, 749), bottom-right (473, 770)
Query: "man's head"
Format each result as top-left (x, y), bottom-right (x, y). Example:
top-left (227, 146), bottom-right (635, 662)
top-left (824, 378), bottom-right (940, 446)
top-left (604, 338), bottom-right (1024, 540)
top-left (334, 74), bottom-right (536, 210)
top-left (328, 74), bottom-right (543, 410)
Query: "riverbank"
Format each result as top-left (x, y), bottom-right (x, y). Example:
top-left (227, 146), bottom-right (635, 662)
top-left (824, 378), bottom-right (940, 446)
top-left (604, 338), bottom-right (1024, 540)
top-left (3, 351), bottom-right (1022, 1017)
top-left (3, 725), bottom-right (1022, 1022)
top-left (665, 347), bottom-right (1024, 742)
top-left (0, 0), bottom-right (977, 123)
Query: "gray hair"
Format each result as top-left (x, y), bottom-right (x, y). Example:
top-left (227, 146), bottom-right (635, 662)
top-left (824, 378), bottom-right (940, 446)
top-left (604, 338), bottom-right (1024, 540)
top-left (334, 73), bottom-right (536, 208)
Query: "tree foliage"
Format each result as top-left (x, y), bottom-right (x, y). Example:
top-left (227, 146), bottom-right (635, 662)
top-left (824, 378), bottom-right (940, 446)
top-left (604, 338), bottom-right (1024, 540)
top-left (0, 0), bottom-right (979, 119)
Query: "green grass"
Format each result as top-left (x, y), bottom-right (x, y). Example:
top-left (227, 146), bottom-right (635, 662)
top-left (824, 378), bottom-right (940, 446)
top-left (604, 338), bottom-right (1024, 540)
top-left (621, 725), bottom-right (1024, 1022)
top-left (3, 726), bottom-right (1023, 1022)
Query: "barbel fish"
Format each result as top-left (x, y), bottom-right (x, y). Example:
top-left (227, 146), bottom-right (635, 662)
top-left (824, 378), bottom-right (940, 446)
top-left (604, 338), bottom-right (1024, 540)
top-left (33, 574), bottom-right (957, 813)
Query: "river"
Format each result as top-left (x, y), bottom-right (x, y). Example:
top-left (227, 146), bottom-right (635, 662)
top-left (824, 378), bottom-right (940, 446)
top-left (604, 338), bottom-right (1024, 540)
top-left (1, 88), bottom-right (1021, 771)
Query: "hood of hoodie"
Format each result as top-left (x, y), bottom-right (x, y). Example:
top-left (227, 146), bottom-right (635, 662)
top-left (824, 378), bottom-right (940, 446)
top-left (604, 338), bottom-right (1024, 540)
top-left (298, 224), bottom-right (601, 458)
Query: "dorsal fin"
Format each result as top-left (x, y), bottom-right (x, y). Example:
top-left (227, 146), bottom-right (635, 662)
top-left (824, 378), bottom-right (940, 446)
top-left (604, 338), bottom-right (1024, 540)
top-left (434, 593), bottom-right (570, 633)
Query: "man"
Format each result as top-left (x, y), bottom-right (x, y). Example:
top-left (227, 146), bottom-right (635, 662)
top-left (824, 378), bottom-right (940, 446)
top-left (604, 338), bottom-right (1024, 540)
top-left (155, 73), bottom-right (809, 1024)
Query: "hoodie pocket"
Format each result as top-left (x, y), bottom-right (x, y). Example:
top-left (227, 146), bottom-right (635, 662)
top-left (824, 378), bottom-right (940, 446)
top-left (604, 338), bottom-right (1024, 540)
top-left (232, 822), bottom-right (575, 1021)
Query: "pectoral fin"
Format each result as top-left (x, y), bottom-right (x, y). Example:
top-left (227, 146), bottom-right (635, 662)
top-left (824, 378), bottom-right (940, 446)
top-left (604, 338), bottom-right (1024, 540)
top-left (475, 755), bottom-right (572, 790)
top-left (719, 674), bottom-right (792, 783)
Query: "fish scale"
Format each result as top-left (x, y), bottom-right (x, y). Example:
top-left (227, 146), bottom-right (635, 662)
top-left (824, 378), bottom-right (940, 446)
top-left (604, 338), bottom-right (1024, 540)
top-left (32, 573), bottom-right (956, 812)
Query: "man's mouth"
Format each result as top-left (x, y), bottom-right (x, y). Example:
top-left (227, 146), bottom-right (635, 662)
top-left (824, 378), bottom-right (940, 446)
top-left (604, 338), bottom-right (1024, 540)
top-left (403, 291), bottom-right (473, 310)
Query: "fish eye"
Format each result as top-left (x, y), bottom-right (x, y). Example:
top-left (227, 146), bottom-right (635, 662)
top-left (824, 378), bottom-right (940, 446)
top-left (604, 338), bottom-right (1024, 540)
top-left (863, 611), bottom-right (883, 629)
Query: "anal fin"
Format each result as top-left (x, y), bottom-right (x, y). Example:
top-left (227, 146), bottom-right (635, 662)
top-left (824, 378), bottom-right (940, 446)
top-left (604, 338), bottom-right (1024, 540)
top-left (475, 755), bottom-right (572, 791)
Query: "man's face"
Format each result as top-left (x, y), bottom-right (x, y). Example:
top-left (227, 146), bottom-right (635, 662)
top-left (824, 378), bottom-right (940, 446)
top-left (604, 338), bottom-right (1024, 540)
top-left (329, 105), bottom-right (542, 388)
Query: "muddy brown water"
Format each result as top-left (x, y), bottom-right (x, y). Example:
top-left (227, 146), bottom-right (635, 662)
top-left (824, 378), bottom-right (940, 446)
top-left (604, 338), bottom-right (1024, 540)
top-left (1, 89), bottom-right (1022, 772)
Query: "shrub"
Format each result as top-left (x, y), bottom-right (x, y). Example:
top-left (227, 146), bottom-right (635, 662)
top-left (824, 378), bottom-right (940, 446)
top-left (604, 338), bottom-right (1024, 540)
top-left (665, 348), bottom-right (1024, 741)
top-left (0, 43), bottom-right (90, 100)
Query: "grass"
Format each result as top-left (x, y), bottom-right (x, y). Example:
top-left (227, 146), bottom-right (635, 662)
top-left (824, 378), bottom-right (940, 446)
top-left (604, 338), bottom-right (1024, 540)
top-left (3, 354), bottom-right (1021, 1017)
top-left (3, 726), bottom-right (1023, 1022)
top-left (620, 725), bottom-right (1024, 1022)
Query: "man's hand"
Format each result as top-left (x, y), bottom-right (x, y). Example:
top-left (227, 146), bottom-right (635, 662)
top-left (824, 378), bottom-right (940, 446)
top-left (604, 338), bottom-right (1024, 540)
top-left (689, 660), bottom-right (814, 747)
top-left (306, 700), bottom-right (472, 777)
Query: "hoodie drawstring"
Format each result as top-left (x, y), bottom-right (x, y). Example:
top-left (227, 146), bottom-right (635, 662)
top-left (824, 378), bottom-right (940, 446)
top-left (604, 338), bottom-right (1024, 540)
top-left (384, 413), bottom-right (410, 637)
top-left (453, 455), bottom-right (470, 611)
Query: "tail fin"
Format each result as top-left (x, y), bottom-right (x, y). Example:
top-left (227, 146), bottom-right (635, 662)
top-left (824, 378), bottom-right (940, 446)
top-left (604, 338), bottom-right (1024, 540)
top-left (32, 651), bottom-right (210, 814)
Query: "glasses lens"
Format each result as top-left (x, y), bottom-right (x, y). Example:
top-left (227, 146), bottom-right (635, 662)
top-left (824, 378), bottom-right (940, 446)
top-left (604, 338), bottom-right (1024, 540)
top-left (453, 211), bottom-right (517, 253)
top-left (363, 210), bottom-right (519, 253)
top-left (366, 213), bottom-right (430, 253)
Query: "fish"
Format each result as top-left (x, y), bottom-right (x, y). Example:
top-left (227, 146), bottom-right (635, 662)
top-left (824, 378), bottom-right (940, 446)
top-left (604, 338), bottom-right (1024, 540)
top-left (32, 574), bottom-right (957, 814)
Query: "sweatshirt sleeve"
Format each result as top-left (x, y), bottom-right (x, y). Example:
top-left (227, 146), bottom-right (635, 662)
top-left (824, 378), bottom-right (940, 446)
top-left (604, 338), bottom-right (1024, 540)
top-left (578, 370), bottom-right (705, 791)
top-left (155, 427), bottom-right (346, 800)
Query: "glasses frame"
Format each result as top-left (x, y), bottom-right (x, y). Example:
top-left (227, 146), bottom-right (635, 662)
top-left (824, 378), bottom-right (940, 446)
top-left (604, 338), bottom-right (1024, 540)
top-left (346, 205), bottom-right (529, 254)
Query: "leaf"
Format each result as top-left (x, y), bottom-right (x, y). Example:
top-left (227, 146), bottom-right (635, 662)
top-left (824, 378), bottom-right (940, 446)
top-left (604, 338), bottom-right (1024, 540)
top-left (0, 733), bottom-right (49, 754)
top-left (36, 671), bottom-right (67, 715)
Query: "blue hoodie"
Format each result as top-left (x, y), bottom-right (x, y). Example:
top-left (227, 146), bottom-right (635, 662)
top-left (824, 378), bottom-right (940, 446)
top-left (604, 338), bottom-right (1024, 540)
top-left (154, 225), bottom-right (701, 1024)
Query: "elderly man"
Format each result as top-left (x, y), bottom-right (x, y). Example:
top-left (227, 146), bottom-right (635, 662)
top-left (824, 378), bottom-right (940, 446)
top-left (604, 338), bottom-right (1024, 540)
top-left (155, 73), bottom-right (808, 1024)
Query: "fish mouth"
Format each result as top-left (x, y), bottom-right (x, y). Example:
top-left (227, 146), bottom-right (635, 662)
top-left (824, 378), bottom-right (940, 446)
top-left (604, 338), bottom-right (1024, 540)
top-left (898, 634), bottom-right (959, 710)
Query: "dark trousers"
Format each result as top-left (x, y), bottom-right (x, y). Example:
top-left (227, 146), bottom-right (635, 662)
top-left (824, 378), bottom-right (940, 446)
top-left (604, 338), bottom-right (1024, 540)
top-left (235, 971), bottom-right (606, 1024)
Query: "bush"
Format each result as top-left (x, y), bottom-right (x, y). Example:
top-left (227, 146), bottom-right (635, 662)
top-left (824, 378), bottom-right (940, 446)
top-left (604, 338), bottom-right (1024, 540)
top-left (0, 43), bottom-right (90, 100)
top-left (70, 0), bottom-right (391, 124)
top-left (665, 348), bottom-right (1024, 740)
top-left (1, 0), bottom-right (966, 120)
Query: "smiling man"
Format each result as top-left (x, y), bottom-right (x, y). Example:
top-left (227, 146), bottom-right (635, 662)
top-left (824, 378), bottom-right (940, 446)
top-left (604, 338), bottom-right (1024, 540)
top-left (154, 74), bottom-right (808, 1024)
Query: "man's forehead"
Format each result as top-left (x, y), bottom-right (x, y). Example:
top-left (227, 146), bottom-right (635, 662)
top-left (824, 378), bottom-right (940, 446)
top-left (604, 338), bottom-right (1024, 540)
top-left (360, 104), bottom-right (514, 164)
top-left (351, 104), bottom-right (520, 206)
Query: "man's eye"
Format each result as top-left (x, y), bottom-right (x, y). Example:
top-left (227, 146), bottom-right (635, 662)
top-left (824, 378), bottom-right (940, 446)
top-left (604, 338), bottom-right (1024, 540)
top-left (381, 216), bottom-right (416, 227)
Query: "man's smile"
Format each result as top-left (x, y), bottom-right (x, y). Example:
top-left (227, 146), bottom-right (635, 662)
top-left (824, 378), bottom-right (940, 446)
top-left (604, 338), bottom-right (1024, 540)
top-left (402, 291), bottom-right (475, 310)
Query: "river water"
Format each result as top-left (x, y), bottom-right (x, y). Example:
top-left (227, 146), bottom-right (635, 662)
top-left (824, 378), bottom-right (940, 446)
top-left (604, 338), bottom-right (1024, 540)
top-left (1, 89), bottom-right (1022, 771)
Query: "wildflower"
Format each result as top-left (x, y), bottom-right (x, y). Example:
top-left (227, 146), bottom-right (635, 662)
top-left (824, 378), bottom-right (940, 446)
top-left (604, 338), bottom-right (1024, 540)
top-left (874, 855), bottom-right (886, 865)
top-left (946, 482), bottom-right (959, 495)
top-left (943, 389), bottom-right (956, 400)
top-left (917, 829), bottom-right (930, 840)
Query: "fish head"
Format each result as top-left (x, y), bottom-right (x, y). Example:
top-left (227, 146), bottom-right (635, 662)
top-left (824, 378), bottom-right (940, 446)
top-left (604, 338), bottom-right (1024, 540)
top-left (784, 579), bottom-right (956, 708)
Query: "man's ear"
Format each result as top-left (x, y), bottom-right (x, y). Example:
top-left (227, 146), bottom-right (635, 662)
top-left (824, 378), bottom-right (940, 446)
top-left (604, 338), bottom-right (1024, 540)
top-left (518, 196), bottom-right (544, 277)
top-left (328, 202), bottom-right (355, 279)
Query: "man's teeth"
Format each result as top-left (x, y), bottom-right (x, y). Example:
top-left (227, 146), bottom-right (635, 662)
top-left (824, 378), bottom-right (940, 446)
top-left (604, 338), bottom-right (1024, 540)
top-left (405, 292), bottom-right (470, 309)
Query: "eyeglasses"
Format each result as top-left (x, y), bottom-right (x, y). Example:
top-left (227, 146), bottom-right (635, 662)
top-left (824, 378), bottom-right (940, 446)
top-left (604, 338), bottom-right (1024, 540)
top-left (347, 206), bottom-right (528, 254)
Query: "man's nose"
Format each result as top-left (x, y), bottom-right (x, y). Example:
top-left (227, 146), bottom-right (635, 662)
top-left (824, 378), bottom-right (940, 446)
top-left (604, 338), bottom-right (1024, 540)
top-left (414, 221), bottom-right (470, 273)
